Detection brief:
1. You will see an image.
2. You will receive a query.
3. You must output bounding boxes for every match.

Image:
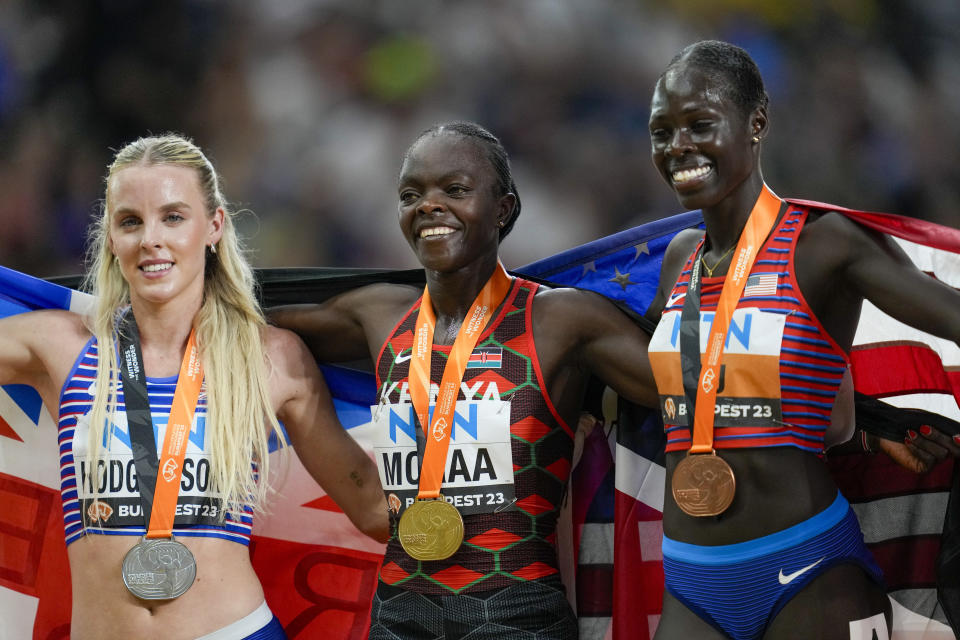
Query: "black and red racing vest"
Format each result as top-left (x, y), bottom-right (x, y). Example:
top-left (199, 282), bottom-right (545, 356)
top-left (372, 277), bottom-right (575, 594)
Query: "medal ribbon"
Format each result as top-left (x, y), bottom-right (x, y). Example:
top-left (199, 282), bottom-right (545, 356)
top-left (118, 313), bottom-right (204, 538)
top-left (687, 185), bottom-right (784, 454)
top-left (408, 262), bottom-right (512, 500)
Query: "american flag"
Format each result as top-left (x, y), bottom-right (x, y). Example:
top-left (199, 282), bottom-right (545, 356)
top-left (743, 272), bottom-right (779, 297)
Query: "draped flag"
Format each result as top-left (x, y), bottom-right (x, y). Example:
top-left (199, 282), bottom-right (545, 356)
top-left (519, 205), bottom-right (960, 640)
top-left (517, 212), bottom-right (698, 639)
top-left (2, 204), bottom-right (959, 640)
top-left (0, 266), bottom-right (388, 640)
top-left (0, 268), bottom-right (95, 640)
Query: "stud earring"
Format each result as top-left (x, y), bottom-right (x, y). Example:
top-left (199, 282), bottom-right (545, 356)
top-left (498, 220), bottom-right (506, 228)
top-left (752, 135), bottom-right (761, 143)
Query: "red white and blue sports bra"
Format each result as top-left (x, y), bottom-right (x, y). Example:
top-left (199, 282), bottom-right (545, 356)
top-left (58, 337), bottom-right (253, 545)
top-left (649, 207), bottom-right (850, 454)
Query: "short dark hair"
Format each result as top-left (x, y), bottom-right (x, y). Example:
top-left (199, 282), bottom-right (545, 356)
top-left (407, 121), bottom-right (522, 240)
top-left (663, 40), bottom-right (769, 117)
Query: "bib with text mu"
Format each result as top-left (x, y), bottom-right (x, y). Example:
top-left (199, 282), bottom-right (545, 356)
top-left (372, 278), bottom-right (575, 518)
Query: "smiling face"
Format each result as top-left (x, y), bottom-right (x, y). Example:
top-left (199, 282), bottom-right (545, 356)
top-left (649, 62), bottom-right (764, 212)
top-left (107, 163), bottom-right (223, 311)
top-left (397, 132), bottom-right (514, 273)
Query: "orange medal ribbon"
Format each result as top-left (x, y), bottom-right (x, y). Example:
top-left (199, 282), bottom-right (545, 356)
top-left (408, 262), bottom-right (512, 500)
top-left (146, 329), bottom-right (204, 538)
top-left (689, 185), bottom-right (782, 454)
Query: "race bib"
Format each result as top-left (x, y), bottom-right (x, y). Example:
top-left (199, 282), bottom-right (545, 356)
top-left (649, 307), bottom-right (786, 427)
top-left (73, 410), bottom-right (225, 527)
top-left (371, 399), bottom-right (515, 516)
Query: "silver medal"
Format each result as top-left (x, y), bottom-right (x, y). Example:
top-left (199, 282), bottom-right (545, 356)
top-left (121, 536), bottom-right (196, 600)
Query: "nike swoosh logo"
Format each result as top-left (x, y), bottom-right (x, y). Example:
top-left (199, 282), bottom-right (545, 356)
top-left (394, 352), bottom-right (412, 364)
top-left (778, 557), bottom-right (825, 585)
top-left (666, 292), bottom-right (686, 307)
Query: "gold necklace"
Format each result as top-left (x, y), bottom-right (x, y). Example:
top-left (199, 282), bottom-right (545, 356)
top-left (700, 244), bottom-right (736, 277)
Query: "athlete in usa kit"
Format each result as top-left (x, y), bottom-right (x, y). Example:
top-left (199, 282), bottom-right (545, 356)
top-left (270, 121), bottom-right (659, 638)
top-left (0, 134), bottom-right (387, 639)
top-left (645, 41), bottom-right (960, 640)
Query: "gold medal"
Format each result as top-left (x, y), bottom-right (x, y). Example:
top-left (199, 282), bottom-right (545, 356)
top-left (396, 264), bottom-right (510, 560)
top-left (671, 451), bottom-right (736, 517)
top-left (397, 497), bottom-right (464, 561)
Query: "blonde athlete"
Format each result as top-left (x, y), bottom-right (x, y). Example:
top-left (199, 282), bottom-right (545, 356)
top-left (0, 134), bottom-right (388, 639)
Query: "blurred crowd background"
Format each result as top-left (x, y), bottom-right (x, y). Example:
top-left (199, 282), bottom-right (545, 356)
top-left (1, 0), bottom-right (958, 279)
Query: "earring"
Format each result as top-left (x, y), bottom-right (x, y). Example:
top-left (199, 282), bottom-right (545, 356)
top-left (498, 220), bottom-right (506, 228)
top-left (752, 135), bottom-right (761, 143)
top-left (113, 255), bottom-right (119, 265)
top-left (209, 243), bottom-right (217, 254)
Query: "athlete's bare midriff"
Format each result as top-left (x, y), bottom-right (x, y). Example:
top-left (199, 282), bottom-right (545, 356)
top-left (67, 535), bottom-right (263, 640)
top-left (662, 446), bottom-right (838, 546)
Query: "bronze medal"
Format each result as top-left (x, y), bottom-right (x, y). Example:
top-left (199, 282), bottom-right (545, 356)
top-left (121, 536), bottom-right (196, 600)
top-left (397, 497), bottom-right (464, 561)
top-left (671, 452), bottom-right (736, 517)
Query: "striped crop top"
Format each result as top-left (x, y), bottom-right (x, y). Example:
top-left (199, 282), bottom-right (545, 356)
top-left (58, 337), bottom-right (253, 545)
top-left (648, 206), bottom-right (850, 454)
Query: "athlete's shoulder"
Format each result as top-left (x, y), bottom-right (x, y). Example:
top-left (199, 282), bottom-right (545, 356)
top-left (262, 323), bottom-right (307, 359)
top-left (800, 207), bottom-right (861, 235)
top-left (531, 284), bottom-right (635, 342)
top-left (24, 308), bottom-right (92, 348)
top-left (667, 227), bottom-right (705, 255)
top-left (663, 228), bottom-right (703, 275)
top-left (28, 307), bottom-right (89, 327)
top-left (343, 281), bottom-right (422, 315)
top-left (798, 207), bottom-right (890, 263)
top-left (530, 282), bottom-right (612, 307)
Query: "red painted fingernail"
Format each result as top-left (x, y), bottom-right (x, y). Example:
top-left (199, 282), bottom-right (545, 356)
top-left (907, 430), bottom-right (918, 440)
top-left (920, 425), bottom-right (932, 436)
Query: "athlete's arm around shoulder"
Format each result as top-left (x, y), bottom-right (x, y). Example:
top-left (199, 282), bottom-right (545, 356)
top-left (268, 282), bottom-right (421, 363)
top-left (263, 325), bottom-right (389, 543)
top-left (0, 309), bottom-right (91, 404)
top-left (802, 211), bottom-right (960, 346)
top-left (531, 285), bottom-right (658, 409)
